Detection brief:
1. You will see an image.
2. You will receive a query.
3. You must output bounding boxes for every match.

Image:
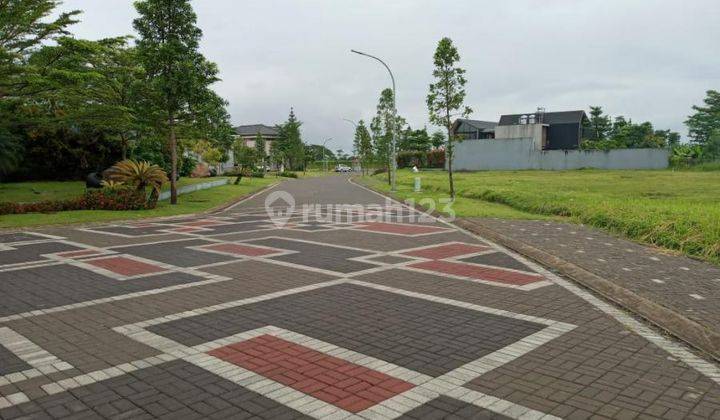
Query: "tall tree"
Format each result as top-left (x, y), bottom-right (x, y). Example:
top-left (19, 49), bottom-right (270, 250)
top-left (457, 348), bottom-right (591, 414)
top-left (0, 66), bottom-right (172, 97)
top-left (254, 132), bottom-right (266, 167)
top-left (275, 107), bottom-right (304, 170)
top-left (586, 106), bottom-right (612, 140)
top-left (133, 0), bottom-right (219, 204)
top-left (430, 130), bottom-right (445, 149)
top-left (353, 119), bottom-right (373, 175)
top-left (426, 37), bottom-right (472, 200)
top-left (686, 90), bottom-right (720, 145)
top-left (371, 88), bottom-right (405, 184)
top-left (0, 0), bottom-right (80, 176)
top-left (0, 0), bottom-right (80, 99)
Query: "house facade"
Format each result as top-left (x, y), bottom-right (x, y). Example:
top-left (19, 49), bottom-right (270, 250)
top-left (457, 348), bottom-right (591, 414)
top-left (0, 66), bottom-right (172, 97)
top-left (451, 119), bottom-right (497, 140)
top-left (233, 124), bottom-right (280, 155)
top-left (496, 110), bottom-right (589, 150)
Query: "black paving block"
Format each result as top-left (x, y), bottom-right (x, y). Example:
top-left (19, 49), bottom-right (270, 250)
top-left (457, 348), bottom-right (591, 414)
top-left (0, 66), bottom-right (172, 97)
top-left (148, 284), bottom-right (545, 377)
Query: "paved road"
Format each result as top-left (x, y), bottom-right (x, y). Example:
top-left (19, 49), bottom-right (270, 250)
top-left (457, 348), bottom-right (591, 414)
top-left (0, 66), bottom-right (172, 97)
top-left (1, 175), bottom-right (719, 419)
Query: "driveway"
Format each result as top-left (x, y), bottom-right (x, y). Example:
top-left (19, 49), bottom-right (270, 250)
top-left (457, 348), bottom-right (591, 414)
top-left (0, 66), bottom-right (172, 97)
top-left (1, 175), bottom-right (719, 419)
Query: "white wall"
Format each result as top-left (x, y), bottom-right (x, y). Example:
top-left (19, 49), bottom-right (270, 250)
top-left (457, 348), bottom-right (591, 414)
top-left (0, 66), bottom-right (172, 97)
top-left (451, 138), bottom-right (669, 171)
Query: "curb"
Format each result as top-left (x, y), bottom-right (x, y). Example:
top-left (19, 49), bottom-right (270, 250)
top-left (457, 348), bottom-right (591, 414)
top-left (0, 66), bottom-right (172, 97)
top-left (354, 177), bottom-right (720, 362)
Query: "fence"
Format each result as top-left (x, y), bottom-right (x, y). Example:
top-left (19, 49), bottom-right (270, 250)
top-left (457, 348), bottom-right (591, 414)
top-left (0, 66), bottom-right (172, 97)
top-left (451, 138), bottom-right (669, 171)
top-left (158, 178), bottom-right (229, 201)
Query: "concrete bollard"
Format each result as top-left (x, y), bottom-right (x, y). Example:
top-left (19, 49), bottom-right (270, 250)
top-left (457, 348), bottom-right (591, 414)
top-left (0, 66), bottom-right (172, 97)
top-left (414, 177), bottom-right (421, 192)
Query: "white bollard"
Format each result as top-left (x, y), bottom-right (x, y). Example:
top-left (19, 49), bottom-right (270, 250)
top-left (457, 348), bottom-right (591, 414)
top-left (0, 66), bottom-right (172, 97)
top-left (414, 177), bottom-right (421, 192)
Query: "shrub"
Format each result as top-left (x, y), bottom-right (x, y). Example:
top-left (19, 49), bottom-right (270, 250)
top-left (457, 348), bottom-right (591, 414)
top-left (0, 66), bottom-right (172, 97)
top-left (396, 150), bottom-right (445, 168)
top-left (105, 160), bottom-right (168, 204)
top-left (278, 171), bottom-right (298, 178)
top-left (251, 171), bottom-right (265, 178)
top-left (372, 167), bottom-right (387, 175)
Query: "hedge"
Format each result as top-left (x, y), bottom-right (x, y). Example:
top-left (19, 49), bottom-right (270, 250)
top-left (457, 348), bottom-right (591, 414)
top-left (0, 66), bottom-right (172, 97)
top-left (0, 188), bottom-right (153, 215)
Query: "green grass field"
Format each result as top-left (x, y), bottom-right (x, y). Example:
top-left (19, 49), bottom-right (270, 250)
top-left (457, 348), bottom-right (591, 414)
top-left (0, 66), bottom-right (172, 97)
top-left (0, 177), bottom-right (275, 229)
top-left (0, 177), bottom-right (229, 204)
top-left (362, 169), bottom-right (720, 264)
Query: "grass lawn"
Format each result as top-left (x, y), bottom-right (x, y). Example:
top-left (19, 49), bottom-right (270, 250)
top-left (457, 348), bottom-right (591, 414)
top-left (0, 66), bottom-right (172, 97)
top-left (0, 177), bottom-right (275, 229)
top-left (0, 177), bottom-right (230, 204)
top-left (360, 169), bottom-right (720, 264)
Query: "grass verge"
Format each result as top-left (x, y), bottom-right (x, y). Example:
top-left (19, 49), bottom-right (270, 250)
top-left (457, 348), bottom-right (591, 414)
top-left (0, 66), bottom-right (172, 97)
top-left (359, 169), bottom-right (720, 265)
top-left (0, 177), bottom-right (231, 204)
top-left (0, 177), bottom-right (274, 229)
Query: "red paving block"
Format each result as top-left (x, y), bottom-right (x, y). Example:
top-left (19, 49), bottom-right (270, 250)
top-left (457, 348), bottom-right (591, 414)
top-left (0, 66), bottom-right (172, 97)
top-left (85, 256), bottom-right (166, 277)
top-left (208, 334), bottom-right (414, 413)
top-left (355, 222), bottom-right (447, 236)
top-left (202, 243), bottom-right (281, 257)
top-left (402, 243), bottom-right (490, 260)
top-left (409, 260), bottom-right (544, 286)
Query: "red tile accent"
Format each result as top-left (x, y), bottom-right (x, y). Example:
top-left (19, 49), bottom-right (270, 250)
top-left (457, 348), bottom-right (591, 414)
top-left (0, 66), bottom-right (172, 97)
top-left (403, 243), bottom-right (489, 259)
top-left (355, 222), bottom-right (446, 236)
top-left (208, 335), bottom-right (414, 413)
top-left (202, 243), bottom-right (281, 257)
top-left (54, 249), bottom-right (104, 259)
top-left (85, 256), bottom-right (166, 276)
top-left (410, 260), bottom-right (543, 286)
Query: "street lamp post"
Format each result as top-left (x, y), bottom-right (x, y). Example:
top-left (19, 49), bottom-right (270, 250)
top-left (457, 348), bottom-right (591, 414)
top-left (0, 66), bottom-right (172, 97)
top-left (350, 49), bottom-right (397, 192)
top-left (322, 138), bottom-right (332, 173)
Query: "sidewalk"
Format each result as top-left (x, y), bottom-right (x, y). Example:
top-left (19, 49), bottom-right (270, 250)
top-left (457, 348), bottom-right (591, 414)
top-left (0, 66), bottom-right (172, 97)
top-left (458, 217), bottom-right (720, 361)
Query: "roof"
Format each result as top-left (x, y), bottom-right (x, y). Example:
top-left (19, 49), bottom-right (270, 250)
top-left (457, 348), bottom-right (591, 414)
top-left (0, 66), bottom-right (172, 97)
top-left (234, 124), bottom-right (280, 137)
top-left (452, 119), bottom-right (498, 133)
top-left (498, 110), bottom-right (587, 126)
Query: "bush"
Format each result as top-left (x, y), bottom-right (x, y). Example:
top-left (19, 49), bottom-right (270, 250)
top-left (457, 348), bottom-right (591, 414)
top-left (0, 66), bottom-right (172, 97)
top-left (278, 171), bottom-right (298, 178)
top-left (396, 149), bottom-right (445, 168)
top-left (372, 167), bottom-right (388, 176)
top-left (251, 171), bottom-right (265, 178)
top-left (0, 188), bottom-right (151, 215)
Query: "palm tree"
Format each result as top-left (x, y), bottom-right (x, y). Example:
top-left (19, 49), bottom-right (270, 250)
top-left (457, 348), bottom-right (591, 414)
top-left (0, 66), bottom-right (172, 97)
top-left (106, 160), bottom-right (168, 203)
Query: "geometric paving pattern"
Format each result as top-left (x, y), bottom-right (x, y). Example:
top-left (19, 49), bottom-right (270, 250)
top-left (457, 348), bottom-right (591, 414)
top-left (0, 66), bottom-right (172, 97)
top-left (398, 242), bottom-right (549, 290)
top-left (2, 175), bottom-right (720, 419)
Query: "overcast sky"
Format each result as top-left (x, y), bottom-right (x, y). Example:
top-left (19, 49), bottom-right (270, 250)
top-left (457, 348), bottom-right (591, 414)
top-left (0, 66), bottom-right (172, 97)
top-left (58, 0), bottom-right (720, 151)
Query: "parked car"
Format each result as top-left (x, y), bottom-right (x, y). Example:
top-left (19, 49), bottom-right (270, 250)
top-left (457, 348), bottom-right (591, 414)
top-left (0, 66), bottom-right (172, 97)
top-left (335, 165), bottom-right (351, 173)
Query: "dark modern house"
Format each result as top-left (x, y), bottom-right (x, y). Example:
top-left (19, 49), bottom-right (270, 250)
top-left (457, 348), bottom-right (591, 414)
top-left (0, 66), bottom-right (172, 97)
top-left (451, 119), bottom-right (498, 140)
top-left (496, 110), bottom-right (589, 150)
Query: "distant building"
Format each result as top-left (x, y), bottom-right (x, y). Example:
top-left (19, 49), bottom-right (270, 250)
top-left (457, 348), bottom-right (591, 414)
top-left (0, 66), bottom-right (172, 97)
top-left (451, 119), bottom-right (497, 140)
top-left (496, 110), bottom-right (589, 150)
top-left (233, 124), bottom-right (280, 155)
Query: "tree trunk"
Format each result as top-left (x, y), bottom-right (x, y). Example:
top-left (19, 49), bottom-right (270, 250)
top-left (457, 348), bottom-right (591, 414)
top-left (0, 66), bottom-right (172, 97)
top-left (168, 114), bottom-right (178, 205)
top-left (120, 133), bottom-right (128, 161)
top-left (447, 125), bottom-right (455, 200)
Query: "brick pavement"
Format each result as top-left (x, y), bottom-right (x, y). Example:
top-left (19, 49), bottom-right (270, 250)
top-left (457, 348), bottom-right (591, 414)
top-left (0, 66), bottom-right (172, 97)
top-left (466, 218), bottom-right (720, 359)
top-left (0, 175), bottom-right (718, 419)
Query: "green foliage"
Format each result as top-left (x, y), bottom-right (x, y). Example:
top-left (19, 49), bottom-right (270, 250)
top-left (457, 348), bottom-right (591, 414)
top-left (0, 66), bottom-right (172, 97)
top-left (398, 127), bottom-right (432, 152)
top-left (371, 88), bottom-right (405, 182)
top-left (0, 0), bottom-right (80, 99)
top-left (278, 171), bottom-right (298, 178)
top-left (581, 107), bottom-right (676, 150)
top-left (273, 108), bottom-right (305, 170)
top-left (373, 169), bottom-right (720, 265)
top-left (396, 150), bottom-right (445, 169)
top-left (430, 131), bottom-right (445, 149)
top-left (426, 37), bottom-right (471, 199)
top-left (133, 0), bottom-right (223, 203)
top-left (685, 90), bottom-right (720, 145)
top-left (232, 143), bottom-right (257, 169)
top-left (353, 120), bottom-right (373, 175)
top-left (305, 144), bottom-right (335, 161)
top-left (105, 159), bottom-right (168, 203)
